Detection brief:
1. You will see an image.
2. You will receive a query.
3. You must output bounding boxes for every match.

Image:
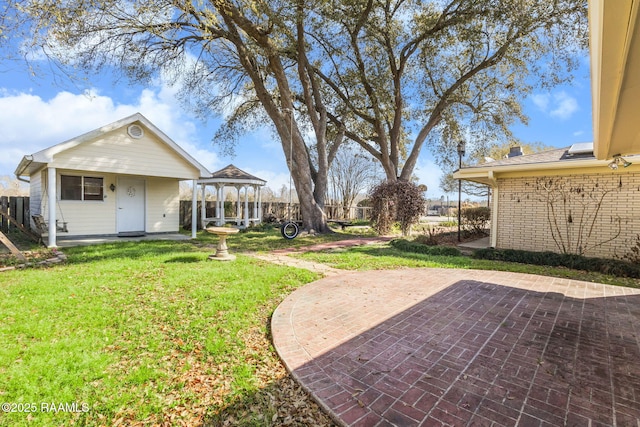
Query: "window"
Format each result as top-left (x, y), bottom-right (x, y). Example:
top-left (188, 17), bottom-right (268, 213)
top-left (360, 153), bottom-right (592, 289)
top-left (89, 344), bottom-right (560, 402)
top-left (61, 175), bottom-right (104, 201)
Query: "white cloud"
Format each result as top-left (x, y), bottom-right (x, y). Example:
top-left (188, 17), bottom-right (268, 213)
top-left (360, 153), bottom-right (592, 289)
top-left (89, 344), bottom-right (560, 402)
top-left (573, 130), bottom-right (585, 137)
top-left (0, 86), bottom-right (220, 176)
top-left (549, 92), bottom-right (579, 120)
top-left (530, 91), bottom-right (579, 121)
top-left (531, 94), bottom-right (550, 112)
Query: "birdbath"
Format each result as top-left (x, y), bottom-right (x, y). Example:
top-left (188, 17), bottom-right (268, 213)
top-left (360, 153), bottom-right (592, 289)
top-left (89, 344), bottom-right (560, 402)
top-left (206, 226), bottom-right (240, 261)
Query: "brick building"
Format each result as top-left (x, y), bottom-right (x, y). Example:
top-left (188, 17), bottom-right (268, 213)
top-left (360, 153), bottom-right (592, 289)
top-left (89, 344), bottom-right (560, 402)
top-left (455, 143), bottom-right (640, 259)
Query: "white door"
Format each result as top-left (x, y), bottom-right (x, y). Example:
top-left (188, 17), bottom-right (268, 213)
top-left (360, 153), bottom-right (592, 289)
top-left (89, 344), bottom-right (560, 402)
top-left (117, 177), bottom-right (146, 234)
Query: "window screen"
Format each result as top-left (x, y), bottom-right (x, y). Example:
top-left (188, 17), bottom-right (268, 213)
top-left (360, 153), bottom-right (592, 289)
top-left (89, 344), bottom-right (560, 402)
top-left (61, 175), bottom-right (82, 200)
top-left (83, 177), bottom-right (104, 200)
top-left (60, 175), bottom-right (104, 201)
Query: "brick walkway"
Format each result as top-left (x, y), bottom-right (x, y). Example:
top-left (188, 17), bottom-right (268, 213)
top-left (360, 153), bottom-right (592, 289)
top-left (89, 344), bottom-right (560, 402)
top-left (271, 268), bottom-right (640, 426)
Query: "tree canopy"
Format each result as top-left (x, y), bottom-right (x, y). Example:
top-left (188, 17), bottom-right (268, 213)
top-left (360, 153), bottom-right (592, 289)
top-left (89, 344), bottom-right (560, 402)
top-left (302, 0), bottom-right (588, 179)
top-left (1, 0), bottom-right (588, 231)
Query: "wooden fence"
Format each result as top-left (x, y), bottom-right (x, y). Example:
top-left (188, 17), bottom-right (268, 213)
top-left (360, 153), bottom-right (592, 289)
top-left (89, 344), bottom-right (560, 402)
top-left (179, 200), bottom-right (371, 228)
top-left (0, 196), bottom-right (30, 233)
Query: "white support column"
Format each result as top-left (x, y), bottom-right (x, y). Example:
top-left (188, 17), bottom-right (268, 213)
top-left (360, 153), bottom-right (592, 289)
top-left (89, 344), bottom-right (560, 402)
top-left (191, 180), bottom-right (198, 238)
top-left (252, 186), bottom-right (258, 220)
top-left (47, 167), bottom-right (57, 248)
top-left (200, 184), bottom-right (207, 229)
top-left (257, 186), bottom-right (262, 224)
top-left (244, 186), bottom-right (249, 227)
top-left (218, 185), bottom-right (225, 226)
top-left (236, 186), bottom-right (241, 226)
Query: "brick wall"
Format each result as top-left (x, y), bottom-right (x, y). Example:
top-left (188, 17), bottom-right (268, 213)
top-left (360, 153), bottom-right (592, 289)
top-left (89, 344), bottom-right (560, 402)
top-left (495, 172), bottom-right (640, 259)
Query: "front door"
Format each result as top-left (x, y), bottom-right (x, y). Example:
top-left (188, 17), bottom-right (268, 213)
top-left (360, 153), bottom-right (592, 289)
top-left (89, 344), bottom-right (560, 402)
top-left (117, 177), bottom-right (146, 235)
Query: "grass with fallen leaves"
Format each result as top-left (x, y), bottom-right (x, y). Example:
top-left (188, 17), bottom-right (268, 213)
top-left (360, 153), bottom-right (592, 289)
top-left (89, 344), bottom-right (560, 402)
top-left (295, 243), bottom-right (640, 288)
top-left (0, 237), bottom-right (337, 426)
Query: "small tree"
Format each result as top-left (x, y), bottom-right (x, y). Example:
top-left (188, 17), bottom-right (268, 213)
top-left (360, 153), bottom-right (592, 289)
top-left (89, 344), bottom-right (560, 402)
top-left (328, 146), bottom-right (381, 218)
top-left (370, 180), bottom-right (426, 236)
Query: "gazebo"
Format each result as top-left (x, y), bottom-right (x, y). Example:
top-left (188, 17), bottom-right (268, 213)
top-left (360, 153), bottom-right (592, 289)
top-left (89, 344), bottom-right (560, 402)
top-left (197, 165), bottom-right (266, 229)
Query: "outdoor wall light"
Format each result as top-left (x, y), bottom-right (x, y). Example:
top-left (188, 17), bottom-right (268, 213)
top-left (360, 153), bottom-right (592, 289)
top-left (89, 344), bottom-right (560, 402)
top-left (110, 183), bottom-right (116, 192)
top-left (608, 155), bottom-right (633, 170)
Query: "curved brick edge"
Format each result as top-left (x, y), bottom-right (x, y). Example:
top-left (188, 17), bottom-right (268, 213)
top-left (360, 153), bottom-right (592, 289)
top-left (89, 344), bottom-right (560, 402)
top-left (272, 278), bottom-right (352, 426)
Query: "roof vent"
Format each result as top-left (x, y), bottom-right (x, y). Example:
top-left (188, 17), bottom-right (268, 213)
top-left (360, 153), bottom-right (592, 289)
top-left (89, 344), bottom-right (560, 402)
top-left (507, 146), bottom-right (523, 158)
top-left (127, 124), bottom-right (144, 139)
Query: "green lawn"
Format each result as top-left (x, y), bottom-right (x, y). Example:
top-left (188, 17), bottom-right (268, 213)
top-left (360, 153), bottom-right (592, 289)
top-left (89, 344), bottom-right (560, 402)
top-left (0, 236), bottom-right (333, 426)
top-left (295, 243), bottom-right (640, 288)
top-left (2, 228), bottom-right (639, 426)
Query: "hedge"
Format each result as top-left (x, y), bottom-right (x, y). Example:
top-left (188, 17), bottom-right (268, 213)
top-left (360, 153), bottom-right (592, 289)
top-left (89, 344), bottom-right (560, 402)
top-left (390, 239), bottom-right (462, 256)
top-left (472, 248), bottom-right (640, 278)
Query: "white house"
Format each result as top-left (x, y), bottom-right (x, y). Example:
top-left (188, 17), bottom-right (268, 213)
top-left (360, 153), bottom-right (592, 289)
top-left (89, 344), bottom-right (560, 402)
top-left (14, 113), bottom-right (209, 247)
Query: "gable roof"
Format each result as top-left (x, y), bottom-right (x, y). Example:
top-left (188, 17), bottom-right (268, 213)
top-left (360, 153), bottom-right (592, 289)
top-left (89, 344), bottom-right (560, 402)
top-left (198, 164), bottom-right (266, 186)
top-left (15, 113), bottom-right (210, 178)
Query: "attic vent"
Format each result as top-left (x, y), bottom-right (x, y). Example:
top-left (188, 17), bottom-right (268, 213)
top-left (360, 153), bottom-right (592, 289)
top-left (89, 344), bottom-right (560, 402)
top-left (127, 124), bottom-right (144, 139)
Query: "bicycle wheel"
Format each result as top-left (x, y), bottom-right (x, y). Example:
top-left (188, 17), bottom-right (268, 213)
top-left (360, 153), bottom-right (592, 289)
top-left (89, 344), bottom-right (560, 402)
top-left (281, 221), bottom-right (299, 239)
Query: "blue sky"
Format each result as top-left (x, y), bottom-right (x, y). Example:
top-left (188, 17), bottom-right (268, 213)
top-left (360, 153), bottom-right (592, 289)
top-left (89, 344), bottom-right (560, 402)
top-left (0, 55), bottom-right (593, 199)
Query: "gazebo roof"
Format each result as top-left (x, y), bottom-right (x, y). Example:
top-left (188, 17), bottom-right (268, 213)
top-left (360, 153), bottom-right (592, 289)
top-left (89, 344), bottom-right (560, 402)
top-left (198, 164), bottom-right (266, 186)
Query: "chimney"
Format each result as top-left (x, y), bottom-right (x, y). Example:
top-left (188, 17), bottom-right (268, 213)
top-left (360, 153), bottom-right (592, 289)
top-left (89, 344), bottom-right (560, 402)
top-left (508, 146), bottom-right (523, 158)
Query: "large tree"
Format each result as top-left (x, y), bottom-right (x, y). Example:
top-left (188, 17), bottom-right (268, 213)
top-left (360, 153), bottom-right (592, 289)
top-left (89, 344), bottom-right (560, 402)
top-left (303, 0), bottom-right (588, 180)
top-left (2, 0), bottom-right (587, 231)
top-left (2, 0), bottom-right (344, 232)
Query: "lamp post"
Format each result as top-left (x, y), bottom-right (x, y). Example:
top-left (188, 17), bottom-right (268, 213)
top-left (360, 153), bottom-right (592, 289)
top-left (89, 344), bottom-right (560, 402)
top-left (457, 140), bottom-right (466, 242)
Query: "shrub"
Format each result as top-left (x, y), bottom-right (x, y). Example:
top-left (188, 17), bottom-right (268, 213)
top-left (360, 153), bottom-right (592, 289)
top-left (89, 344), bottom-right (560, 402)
top-left (414, 226), bottom-right (442, 246)
top-left (462, 207), bottom-right (490, 235)
top-left (439, 220), bottom-right (458, 227)
top-left (391, 239), bottom-right (462, 256)
top-left (369, 180), bottom-right (426, 236)
top-left (473, 248), bottom-right (640, 278)
top-left (617, 234), bottom-right (640, 264)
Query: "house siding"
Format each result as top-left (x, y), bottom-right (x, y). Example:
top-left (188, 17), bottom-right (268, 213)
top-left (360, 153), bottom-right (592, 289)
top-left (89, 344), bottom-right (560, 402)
top-left (146, 178), bottom-right (179, 233)
top-left (29, 169), bottom-right (43, 216)
top-left (42, 171), bottom-right (118, 236)
top-left (38, 171), bottom-right (181, 236)
top-left (50, 126), bottom-right (199, 179)
top-left (495, 172), bottom-right (640, 259)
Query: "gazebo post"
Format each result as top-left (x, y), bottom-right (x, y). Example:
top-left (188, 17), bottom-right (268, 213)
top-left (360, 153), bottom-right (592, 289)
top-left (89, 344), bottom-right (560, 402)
top-left (252, 186), bottom-right (258, 221)
top-left (244, 186), bottom-right (249, 227)
top-left (236, 185), bottom-right (242, 226)
top-left (257, 186), bottom-right (262, 224)
top-left (218, 185), bottom-right (225, 226)
top-left (200, 183), bottom-right (207, 229)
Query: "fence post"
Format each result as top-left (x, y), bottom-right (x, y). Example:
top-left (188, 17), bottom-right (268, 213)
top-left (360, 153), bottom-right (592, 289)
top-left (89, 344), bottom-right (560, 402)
top-left (0, 196), bottom-right (8, 233)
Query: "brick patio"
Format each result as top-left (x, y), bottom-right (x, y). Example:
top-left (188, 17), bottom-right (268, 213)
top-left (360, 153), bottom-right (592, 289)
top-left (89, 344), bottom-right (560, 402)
top-left (271, 268), bottom-right (640, 426)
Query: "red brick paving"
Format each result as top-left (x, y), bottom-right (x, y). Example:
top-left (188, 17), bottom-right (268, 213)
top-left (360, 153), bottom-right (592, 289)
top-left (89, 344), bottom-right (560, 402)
top-left (271, 268), bottom-right (640, 426)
